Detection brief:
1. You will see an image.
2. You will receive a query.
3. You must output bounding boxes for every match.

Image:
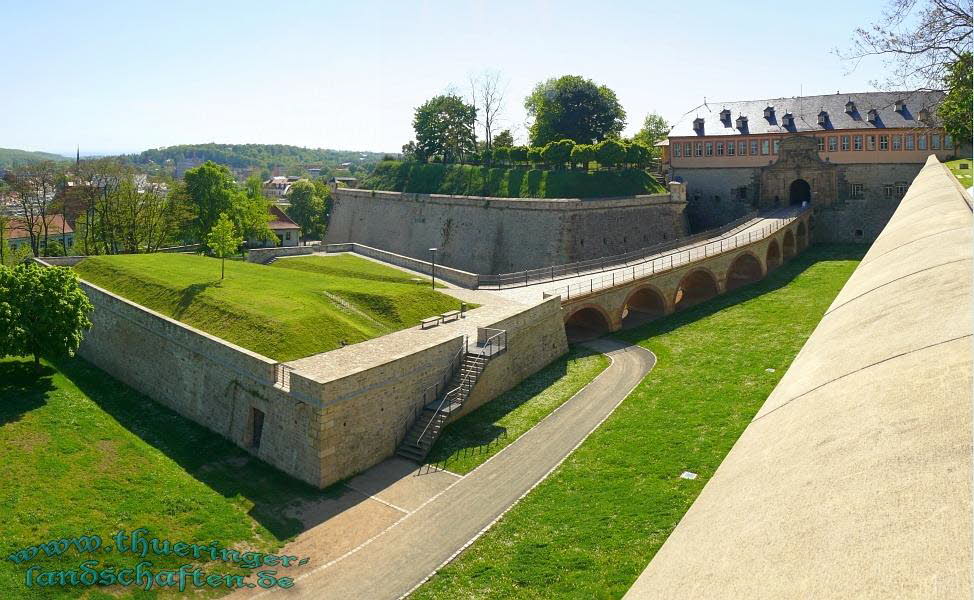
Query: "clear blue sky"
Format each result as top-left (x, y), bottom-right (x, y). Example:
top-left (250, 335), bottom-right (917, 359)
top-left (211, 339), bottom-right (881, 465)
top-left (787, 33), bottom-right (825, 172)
top-left (2, 0), bottom-right (889, 156)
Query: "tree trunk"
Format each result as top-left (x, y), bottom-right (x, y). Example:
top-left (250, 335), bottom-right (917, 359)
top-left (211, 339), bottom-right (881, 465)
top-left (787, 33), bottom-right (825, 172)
top-left (33, 353), bottom-right (41, 373)
top-left (221, 257), bottom-right (225, 279)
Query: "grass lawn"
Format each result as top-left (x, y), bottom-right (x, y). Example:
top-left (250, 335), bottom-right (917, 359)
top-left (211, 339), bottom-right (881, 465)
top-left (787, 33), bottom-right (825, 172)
top-left (0, 355), bottom-right (340, 599)
top-left (410, 244), bottom-right (865, 599)
top-left (73, 253), bottom-right (461, 362)
top-left (425, 347), bottom-right (610, 475)
top-left (946, 158), bottom-right (973, 188)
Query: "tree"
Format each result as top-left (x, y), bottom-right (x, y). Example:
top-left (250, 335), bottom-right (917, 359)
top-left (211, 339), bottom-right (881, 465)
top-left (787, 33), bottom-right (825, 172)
top-left (286, 179), bottom-right (325, 239)
top-left (184, 161), bottom-right (239, 242)
top-left (469, 70), bottom-right (507, 154)
top-left (493, 146), bottom-right (511, 167)
top-left (0, 212), bottom-right (9, 264)
top-left (626, 143), bottom-right (652, 168)
top-left (524, 75), bottom-right (626, 146)
top-left (631, 113), bottom-right (670, 156)
top-left (493, 130), bottom-right (514, 149)
top-left (939, 52), bottom-right (972, 146)
top-left (6, 161), bottom-right (63, 256)
top-left (596, 140), bottom-right (627, 170)
top-left (206, 213), bottom-right (242, 280)
top-left (541, 139), bottom-right (575, 169)
top-left (0, 262), bottom-right (93, 371)
top-left (571, 144), bottom-right (596, 171)
top-left (412, 95), bottom-right (477, 164)
top-left (527, 147), bottom-right (543, 167)
top-left (510, 145), bottom-right (528, 168)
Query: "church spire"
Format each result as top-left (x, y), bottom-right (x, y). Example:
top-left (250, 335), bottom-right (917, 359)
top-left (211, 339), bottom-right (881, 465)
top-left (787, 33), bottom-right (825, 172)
top-left (76, 145), bottom-right (80, 166)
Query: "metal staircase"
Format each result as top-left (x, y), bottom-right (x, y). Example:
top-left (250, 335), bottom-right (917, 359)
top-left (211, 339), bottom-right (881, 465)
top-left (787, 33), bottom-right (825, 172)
top-left (396, 329), bottom-right (507, 462)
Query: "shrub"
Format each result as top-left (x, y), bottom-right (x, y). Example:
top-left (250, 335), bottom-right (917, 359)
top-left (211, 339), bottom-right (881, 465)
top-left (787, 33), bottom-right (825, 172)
top-left (571, 144), bottom-right (596, 171)
top-left (527, 147), bottom-right (543, 166)
top-left (510, 146), bottom-right (529, 167)
top-left (493, 146), bottom-right (511, 166)
top-left (541, 139), bottom-right (575, 169)
top-left (596, 139), bottom-right (627, 169)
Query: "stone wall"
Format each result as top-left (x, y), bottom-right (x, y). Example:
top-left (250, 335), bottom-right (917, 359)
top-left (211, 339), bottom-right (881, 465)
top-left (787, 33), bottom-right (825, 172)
top-left (670, 167), bottom-right (757, 230)
top-left (325, 188), bottom-right (688, 275)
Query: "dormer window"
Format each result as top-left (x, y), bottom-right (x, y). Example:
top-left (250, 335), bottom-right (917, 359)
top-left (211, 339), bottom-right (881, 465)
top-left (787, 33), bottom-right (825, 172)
top-left (818, 111), bottom-right (829, 126)
top-left (867, 109), bottom-right (878, 124)
top-left (845, 100), bottom-right (856, 113)
top-left (918, 108), bottom-right (930, 122)
top-left (782, 113), bottom-right (795, 127)
top-left (764, 106), bottom-right (775, 119)
top-left (736, 115), bottom-right (748, 130)
top-left (895, 99), bottom-right (906, 112)
top-left (720, 108), bottom-right (731, 122)
top-left (693, 117), bottom-right (705, 132)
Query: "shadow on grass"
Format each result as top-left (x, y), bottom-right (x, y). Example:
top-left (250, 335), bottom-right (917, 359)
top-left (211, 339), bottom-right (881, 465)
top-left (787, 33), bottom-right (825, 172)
top-left (0, 361), bottom-right (55, 427)
top-left (614, 244), bottom-right (868, 343)
top-left (173, 280), bottom-right (221, 318)
top-left (51, 355), bottom-right (347, 541)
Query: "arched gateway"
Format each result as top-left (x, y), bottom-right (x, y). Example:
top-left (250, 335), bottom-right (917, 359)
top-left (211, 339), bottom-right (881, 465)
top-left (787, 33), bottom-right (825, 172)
top-left (789, 179), bottom-right (811, 206)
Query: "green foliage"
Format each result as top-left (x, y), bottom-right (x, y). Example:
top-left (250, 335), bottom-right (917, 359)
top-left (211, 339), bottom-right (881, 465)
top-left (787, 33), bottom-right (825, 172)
top-left (570, 143), bottom-right (596, 171)
top-left (493, 146), bottom-right (511, 166)
top-left (493, 129), bottom-right (515, 149)
top-left (541, 139), bottom-right (575, 169)
top-left (0, 263), bottom-right (93, 368)
top-left (0, 148), bottom-right (70, 169)
top-left (939, 52), bottom-right (972, 146)
top-left (626, 143), bottom-right (653, 168)
top-left (185, 161), bottom-right (272, 245)
top-left (631, 112), bottom-right (670, 154)
top-left (524, 75), bottom-right (626, 146)
top-left (128, 143), bottom-right (386, 175)
top-left (527, 147), bottom-right (542, 165)
top-left (286, 179), bottom-right (327, 239)
top-left (206, 213), bottom-right (243, 279)
top-left (412, 94), bottom-right (478, 164)
top-left (596, 139), bottom-right (627, 169)
top-left (359, 161), bottom-right (665, 198)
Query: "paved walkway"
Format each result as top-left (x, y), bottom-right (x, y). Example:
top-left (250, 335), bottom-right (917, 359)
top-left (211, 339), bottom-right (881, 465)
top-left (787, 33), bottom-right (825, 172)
top-left (241, 337), bottom-right (655, 599)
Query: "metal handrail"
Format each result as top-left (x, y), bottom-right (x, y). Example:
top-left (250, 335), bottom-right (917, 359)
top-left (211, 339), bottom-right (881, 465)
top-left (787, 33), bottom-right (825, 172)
top-left (545, 206), bottom-right (810, 301)
top-left (478, 211), bottom-right (760, 289)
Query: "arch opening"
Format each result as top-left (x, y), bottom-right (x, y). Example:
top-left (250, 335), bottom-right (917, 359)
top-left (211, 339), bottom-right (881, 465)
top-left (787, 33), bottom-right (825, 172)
top-left (621, 287), bottom-right (666, 329)
top-left (565, 307), bottom-right (610, 343)
top-left (674, 269), bottom-right (719, 311)
top-left (783, 230), bottom-right (796, 259)
top-left (797, 221), bottom-right (807, 249)
top-left (726, 253), bottom-right (763, 292)
top-left (766, 239), bottom-right (781, 271)
top-left (789, 179), bottom-right (811, 206)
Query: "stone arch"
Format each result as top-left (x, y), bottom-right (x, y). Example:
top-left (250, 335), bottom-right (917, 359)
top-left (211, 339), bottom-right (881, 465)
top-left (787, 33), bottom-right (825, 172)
top-left (789, 179), bottom-right (811, 206)
top-left (564, 305), bottom-right (612, 343)
top-left (725, 251), bottom-right (764, 292)
top-left (783, 229), bottom-right (796, 259)
top-left (766, 238), bottom-right (782, 271)
top-left (621, 285), bottom-right (667, 329)
top-left (674, 268), bottom-right (719, 311)
top-left (796, 220), bottom-right (808, 249)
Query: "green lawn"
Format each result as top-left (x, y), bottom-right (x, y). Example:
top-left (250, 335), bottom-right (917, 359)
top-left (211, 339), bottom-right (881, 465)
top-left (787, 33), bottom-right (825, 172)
top-left (73, 253), bottom-right (461, 361)
top-left (946, 158), bottom-right (973, 188)
top-left (411, 245), bottom-right (865, 599)
top-left (0, 355), bottom-right (339, 599)
top-left (426, 347), bottom-right (610, 474)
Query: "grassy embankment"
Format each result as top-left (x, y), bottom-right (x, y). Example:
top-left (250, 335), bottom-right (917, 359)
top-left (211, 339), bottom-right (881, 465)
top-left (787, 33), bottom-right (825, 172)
top-left (411, 244), bottom-right (865, 599)
top-left (74, 253), bottom-right (461, 362)
top-left (946, 158), bottom-right (972, 188)
top-left (359, 161), bottom-right (665, 198)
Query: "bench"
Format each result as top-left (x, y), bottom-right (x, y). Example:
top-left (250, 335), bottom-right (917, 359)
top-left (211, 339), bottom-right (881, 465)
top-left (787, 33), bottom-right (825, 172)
top-left (441, 310), bottom-right (461, 322)
top-left (421, 316), bottom-right (442, 329)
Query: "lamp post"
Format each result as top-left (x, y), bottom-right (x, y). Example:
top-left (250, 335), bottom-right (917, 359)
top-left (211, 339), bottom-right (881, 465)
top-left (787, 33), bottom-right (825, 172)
top-left (429, 247), bottom-right (438, 289)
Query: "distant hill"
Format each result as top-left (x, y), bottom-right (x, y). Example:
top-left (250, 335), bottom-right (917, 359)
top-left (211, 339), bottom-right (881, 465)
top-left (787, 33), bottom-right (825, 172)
top-left (127, 143), bottom-right (393, 174)
top-left (0, 148), bottom-right (71, 169)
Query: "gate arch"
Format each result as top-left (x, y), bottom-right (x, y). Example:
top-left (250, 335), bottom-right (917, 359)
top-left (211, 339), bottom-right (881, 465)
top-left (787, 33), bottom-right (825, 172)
top-left (564, 305), bottom-right (612, 343)
top-left (621, 286), bottom-right (667, 328)
top-left (726, 252), bottom-right (764, 292)
top-left (674, 269), bottom-right (719, 311)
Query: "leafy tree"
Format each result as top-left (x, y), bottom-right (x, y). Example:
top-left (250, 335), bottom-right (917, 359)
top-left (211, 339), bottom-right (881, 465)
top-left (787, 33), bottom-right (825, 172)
top-left (412, 94), bottom-right (478, 164)
top-left (596, 139), bottom-right (627, 169)
top-left (541, 139), bottom-right (575, 169)
top-left (184, 161), bottom-right (239, 242)
top-left (631, 113), bottom-right (670, 156)
top-left (493, 146), bottom-right (511, 167)
top-left (510, 146), bottom-right (529, 167)
top-left (493, 130), bottom-right (514, 148)
top-left (939, 52), bottom-right (972, 146)
top-left (524, 75), bottom-right (626, 146)
top-left (626, 143), bottom-right (653, 168)
top-left (571, 144), bottom-right (596, 171)
top-left (286, 179), bottom-right (325, 239)
top-left (0, 262), bottom-right (93, 371)
top-left (206, 213), bottom-right (243, 280)
top-left (527, 147), bottom-right (543, 167)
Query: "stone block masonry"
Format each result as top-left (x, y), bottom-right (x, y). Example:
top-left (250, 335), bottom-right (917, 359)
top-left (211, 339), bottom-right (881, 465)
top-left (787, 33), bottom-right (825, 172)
top-left (325, 188), bottom-right (689, 275)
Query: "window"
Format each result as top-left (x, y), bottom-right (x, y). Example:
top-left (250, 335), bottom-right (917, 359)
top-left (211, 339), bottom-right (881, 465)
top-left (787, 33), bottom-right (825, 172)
top-left (739, 141), bottom-right (747, 155)
top-left (285, 231), bottom-right (292, 241)
top-left (896, 182), bottom-right (908, 197)
top-left (918, 135), bottom-right (927, 150)
top-left (905, 134), bottom-right (914, 150)
top-left (684, 142), bottom-right (692, 157)
top-left (892, 135), bottom-right (902, 150)
top-left (716, 142), bottom-right (724, 156)
top-left (854, 135), bottom-right (863, 151)
top-left (773, 139), bottom-right (780, 154)
top-left (250, 408), bottom-right (265, 449)
top-left (884, 184), bottom-right (894, 198)
top-left (931, 134), bottom-right (941, 149)
top-left (695, 143), bottom-right (703, 157)
top-left (880, 135), bottom-right (889, 150)
top-left (867, 135), bottom-right (875, 150)
top-left (705, 142), bottom-right (714, 156)
top-left (841, 135), bottom-right (850, 151)
top-left (945, 135), bottom-right (954, 149)
top-left (727, 141), bottom-right (735, 156)
top-left (750, 140), bottom-right (758, 155)
top-left (828, 136), bottom-right (838, 152)
top-left (851, 183), bottom-right (864, 199)
top-left (817, 137), bottom-right (824, 151)
top-left (761, 139), bottom-right (770, 155)
top-left (673, 143), bottom-right (681, 158)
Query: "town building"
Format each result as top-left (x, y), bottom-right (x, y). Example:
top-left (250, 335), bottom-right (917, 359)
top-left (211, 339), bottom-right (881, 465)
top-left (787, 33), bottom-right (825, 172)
top-left (3, 214), bottom-right (74, 253)
top-left (665, 90), bottom-right (963, 242)
top-left (247, 204), bottom-right (300, 248)
top-left (262, 175), bottom-right (302, 200)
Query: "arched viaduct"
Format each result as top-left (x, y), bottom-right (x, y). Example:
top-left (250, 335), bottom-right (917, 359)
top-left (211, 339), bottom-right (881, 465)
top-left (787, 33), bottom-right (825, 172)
top-left (560, 214), bottom-right (811, 340)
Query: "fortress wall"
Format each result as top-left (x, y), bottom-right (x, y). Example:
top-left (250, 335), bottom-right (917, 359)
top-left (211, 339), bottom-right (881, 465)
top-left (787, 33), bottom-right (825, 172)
top-left (324, 189), bottom-right (688, 275)
top-left (625, 155), bottom-right (972, 599)
top-left (69, 278), bottom-right (324, 487)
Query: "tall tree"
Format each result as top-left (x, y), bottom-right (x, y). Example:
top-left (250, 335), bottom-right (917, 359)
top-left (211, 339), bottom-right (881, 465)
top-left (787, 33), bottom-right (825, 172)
top-left (631, 113), bottom-right (670, 156)
top-left (469, 70), bottom-right (507, 155)
top-left (412, 94), bottom-right (478, 163)
top-left (493, 130), bottom-right (515, 149)
top-left (939, 52), bottom-right (972, 145)
top-left (524, 75), bottom-right (626, 146)
top-left (6, 161), bottom-right (63, 256)
top-left (184, 161), bottom-right (239, 242)
top-left (286, 179), bottom-right (325, 240)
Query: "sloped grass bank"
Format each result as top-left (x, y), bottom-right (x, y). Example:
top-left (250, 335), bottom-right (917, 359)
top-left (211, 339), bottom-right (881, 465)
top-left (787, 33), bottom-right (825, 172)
top-left (946, 158), bottom-right (972, 188)
top-left (359, 161), bottom-right (665, 198)
top-left (74, 253), bottom-right (460, 361)
top-left (411, 245), bottom-right (865, 599)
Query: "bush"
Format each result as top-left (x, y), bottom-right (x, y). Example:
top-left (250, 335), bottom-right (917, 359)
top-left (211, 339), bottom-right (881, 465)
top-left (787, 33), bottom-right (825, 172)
top-left (541, 139), bottom-right (575, 169)
top-left (527, 147), bottom-right (542, 165)
top-left (596, 139), bottom-right (626, 169)
top-left (627, 143), bottom-right (652, 168)
top-left (571, 144), bottom-right (596, 171)
top-left (510, 146), bottom-right (529, 167)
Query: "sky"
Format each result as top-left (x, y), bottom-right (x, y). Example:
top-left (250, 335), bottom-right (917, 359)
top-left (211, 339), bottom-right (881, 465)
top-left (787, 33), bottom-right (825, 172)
top-left (2, 0), bottom-right (893, 156)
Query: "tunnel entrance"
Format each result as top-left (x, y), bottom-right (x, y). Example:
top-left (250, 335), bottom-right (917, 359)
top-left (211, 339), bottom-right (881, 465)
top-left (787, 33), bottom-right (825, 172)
top-left (789, 179), bottom-right (811, 206)
top-left (565, 307), bottom-right (610, 343)
top-left (725, 253), bottom-right (763, 292)
top-left (783, 230), bottom-right (796, 259)
top-left (766, 239), bottom-right (781, 271)
top-left (674, 269), bottom-right (719, 311)
top-left (621, 287), bottom-right (666, 329)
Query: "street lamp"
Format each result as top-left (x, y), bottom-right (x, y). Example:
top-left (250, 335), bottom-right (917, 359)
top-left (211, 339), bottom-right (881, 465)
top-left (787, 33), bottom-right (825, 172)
top-left (429, 248), bottom-right (438, 289)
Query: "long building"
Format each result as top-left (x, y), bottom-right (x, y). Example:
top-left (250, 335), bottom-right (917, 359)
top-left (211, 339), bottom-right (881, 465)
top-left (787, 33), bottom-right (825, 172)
top-left (665, 90), bottom-right (963, 242)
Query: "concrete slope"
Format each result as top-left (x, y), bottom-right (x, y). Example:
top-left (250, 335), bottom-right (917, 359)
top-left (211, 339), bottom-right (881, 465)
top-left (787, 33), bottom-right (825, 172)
top-left (270, 338), bottom-right (655, 599)
top-left (624, 155), bottom-right (972, 599)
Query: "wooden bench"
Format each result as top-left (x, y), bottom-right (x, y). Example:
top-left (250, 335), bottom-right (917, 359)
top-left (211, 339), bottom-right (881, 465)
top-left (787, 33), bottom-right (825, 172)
top-left (420, 316), bottom-right (442, 329)
top-left (440, 310), bottom-right (461, 323)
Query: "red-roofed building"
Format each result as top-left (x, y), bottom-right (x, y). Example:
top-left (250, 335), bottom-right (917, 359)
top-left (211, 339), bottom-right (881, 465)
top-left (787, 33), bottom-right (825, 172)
top-left (248, 204), bottom-right (300, 248)
top-left (3, 214), bottom-right (74, 253)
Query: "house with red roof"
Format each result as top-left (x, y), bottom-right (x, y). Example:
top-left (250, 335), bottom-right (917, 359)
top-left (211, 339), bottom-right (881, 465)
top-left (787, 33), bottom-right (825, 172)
top-left (2, 214), bottom-right (74, 254)
top-left (248, 204), bottom-right (300, 248)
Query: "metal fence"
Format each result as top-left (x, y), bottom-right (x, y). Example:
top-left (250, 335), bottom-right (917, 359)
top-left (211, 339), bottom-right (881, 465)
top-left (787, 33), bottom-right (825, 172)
top-left (544, 207), bottom-right (809, 301)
